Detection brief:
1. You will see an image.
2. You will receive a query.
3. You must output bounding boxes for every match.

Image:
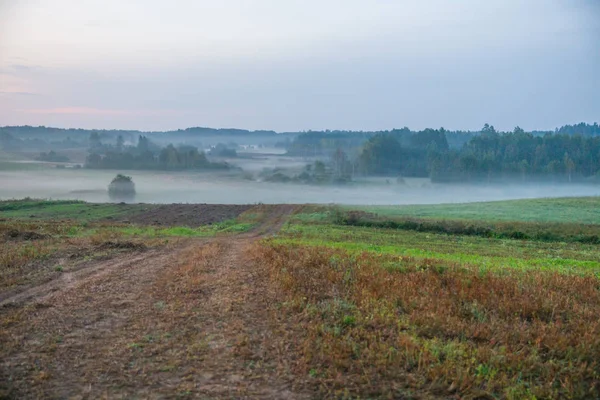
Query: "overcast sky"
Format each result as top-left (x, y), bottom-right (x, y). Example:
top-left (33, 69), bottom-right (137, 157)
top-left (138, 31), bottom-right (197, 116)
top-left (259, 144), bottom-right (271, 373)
top-left (0, 0), bottom-right (598, 132)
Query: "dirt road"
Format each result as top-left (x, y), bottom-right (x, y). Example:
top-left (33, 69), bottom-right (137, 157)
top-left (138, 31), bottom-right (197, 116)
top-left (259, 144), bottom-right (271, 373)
top-left (0, 205), bottom-right (308, 399)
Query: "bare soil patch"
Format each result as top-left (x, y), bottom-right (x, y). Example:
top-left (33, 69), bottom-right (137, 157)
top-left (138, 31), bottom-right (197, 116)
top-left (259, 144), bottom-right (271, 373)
top-left (114, 203), bottom-right (255, 227)
top-left (3, 229), bottom-right (49, 241)
top-left (96, 240), bottom-right (147, 251)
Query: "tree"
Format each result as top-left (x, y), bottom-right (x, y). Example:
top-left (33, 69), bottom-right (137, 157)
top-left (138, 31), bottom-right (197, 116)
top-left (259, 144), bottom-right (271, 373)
top-left (331, 148), bottom-right (351, 180)
top-left (116, 135), bottom-right (124, 152)
top-left (89, 132), bottom-right (102, 152)
top-left (359, 134), bottom-right (403, 175)
top-left (137, 135), bottom-right (149, 153)
top-left (564, 152), bottom-right (575, 182)
top-left (313, 160), bottom-right (328, 182)
top-left (85, 153), bottom-right (102, 168)
top-left (108, 174), bottom-right (136, 202)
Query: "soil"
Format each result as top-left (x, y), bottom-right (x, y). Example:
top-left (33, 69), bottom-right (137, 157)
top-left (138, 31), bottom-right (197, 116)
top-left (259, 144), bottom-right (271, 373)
top-left (114, 203), bottom-right (255, 227)
top-left (0, 205), bottom-right (309, 399)
top-left (96, 240), bottom-right (147, 251)
top-left (4, 229), bottom-right (49, 241)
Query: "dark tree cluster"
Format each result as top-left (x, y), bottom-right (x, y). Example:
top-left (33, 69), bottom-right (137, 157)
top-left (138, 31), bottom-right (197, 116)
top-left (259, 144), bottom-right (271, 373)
top-left (356, 124), bottom-right (600, 182)
top-left (357, 129), bottom-right (449, 177)
top-left (85, 135), bottom-right (228, 171)
top-left (208, 143), bottom-right (238, 158)
top-left (437, 126), bottom-right (600, 182)
top-left (35, 151), bottom-right (70, 163)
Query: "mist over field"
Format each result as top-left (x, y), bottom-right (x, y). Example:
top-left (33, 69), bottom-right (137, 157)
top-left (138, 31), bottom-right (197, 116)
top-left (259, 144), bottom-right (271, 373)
top-left (2, 168), bottom-right (599, 205)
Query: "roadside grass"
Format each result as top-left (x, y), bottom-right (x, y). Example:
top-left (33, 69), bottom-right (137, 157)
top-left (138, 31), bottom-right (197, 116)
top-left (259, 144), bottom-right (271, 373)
top-left (251, 241), bottom-right (600, 399)
top-left (352, 196), bottom-right (600, 224)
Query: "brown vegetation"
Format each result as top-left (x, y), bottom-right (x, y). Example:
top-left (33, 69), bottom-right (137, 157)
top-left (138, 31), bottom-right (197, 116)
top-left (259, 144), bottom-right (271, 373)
top-left (252, 242), bottom-right (600, 399)
top-left (2, 203), bottom-right (598, 399)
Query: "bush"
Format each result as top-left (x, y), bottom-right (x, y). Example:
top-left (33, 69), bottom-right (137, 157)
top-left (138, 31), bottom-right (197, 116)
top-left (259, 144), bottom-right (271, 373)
top-left (108, 174), bottom-right (136, 202)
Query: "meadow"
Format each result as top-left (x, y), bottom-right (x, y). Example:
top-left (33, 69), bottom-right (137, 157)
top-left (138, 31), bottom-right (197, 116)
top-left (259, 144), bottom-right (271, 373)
top-left (251, 198), bottom-right (600, 398)
top-left (352, 196), bottom-right (600, 224)
top-left (1, 197), bottom-right (599, 399)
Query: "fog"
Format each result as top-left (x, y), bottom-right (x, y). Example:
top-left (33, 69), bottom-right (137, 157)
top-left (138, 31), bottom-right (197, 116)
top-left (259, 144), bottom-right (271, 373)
top-left (2, 169), bottom-right (599, 205)
top-left (1, 1), bottom-right (599, 205)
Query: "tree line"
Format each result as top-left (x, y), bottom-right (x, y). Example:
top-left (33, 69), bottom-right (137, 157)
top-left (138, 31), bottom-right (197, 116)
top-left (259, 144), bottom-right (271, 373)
top-left (85, 134), bottom-right (228, 171)
top-left (339, 124), bottom-right (600, 182)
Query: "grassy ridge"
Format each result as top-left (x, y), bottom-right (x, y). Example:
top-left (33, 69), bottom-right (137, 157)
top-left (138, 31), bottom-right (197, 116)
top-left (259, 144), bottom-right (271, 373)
top-left (334, 211), bottom-right (600, 244)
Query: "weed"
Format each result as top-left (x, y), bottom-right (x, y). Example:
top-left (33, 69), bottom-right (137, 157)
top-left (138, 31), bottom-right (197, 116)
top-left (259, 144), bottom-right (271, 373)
top-left (251, 241), bottom-right (600, 398)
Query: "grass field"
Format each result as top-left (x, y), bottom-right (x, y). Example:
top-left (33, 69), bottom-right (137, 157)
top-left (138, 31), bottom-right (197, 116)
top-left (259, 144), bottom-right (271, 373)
top-left (251, 198), bottom-right (600, 398)
top-left (1, 198), bottom-right (600, 399)
top-left (352, 196), bottom-right (600, 224)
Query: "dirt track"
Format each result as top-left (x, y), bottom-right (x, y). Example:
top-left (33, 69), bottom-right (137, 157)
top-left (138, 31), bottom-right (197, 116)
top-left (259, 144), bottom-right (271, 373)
top-left (0, 205), bottom-right (308, 399)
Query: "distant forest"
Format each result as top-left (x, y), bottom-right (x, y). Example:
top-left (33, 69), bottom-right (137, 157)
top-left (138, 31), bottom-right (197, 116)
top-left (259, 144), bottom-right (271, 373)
top-left (2, 122), bottom-right (600, 181)
top-left (284, 123), bottom-right (600, 183)
top-left (84, 134), bottom-right (228, 171)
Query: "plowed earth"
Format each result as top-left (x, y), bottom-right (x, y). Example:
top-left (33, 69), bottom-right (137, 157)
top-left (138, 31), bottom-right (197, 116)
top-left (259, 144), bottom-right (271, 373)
top-left (113, 204), bottom-right (255, 227)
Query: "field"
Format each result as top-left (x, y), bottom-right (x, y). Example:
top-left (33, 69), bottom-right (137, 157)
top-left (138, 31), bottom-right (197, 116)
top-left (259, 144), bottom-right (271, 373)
top-left (1, 198), bottom-right (599, 399)
top-left (352, 197), bottom-right (600, 224)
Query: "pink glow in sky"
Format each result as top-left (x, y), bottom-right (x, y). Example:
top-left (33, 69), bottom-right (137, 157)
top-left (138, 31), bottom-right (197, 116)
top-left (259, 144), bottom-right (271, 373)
top-left (1, 0), bottom-right (598, 131)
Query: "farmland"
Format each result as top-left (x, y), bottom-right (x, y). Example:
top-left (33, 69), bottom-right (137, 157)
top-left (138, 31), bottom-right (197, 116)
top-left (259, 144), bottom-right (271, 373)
top-left (1, 198), bottom-right (599, 399)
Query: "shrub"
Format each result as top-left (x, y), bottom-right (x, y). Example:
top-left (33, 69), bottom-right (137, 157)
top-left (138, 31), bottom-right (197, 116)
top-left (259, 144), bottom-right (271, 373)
top-left (108, 174), bottom-right (136, 202)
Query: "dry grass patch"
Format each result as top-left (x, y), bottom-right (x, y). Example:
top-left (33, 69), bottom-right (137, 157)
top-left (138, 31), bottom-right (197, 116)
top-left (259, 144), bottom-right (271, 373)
top-left (251, 241), bottom-right (600, 399)
top-left (0, 220), bottom-right (158, 293)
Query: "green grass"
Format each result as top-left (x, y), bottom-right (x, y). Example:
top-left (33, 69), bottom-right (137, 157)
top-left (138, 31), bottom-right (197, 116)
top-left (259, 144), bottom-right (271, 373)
top-left (260, 200), bottom-right (600, 397)
top-left (1, 199), bottom-right (261, 240)
top-left (98, 219), bottom-right (254, 238)
top-left (276, 223), bottom-right (600, 275)
top-left (352, 197), bottom-right (600, 224)
top-left (0, 199), bottom-right (145, 221)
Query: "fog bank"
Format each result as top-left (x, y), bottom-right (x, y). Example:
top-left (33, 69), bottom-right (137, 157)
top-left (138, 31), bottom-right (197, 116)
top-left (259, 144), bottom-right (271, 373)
top-left (1, 169), bottom-right (599, 205)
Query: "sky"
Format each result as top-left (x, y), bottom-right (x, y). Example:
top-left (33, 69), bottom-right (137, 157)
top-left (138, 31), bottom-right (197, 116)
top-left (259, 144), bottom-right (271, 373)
top-left (0, 0), bottom-right (599, 132)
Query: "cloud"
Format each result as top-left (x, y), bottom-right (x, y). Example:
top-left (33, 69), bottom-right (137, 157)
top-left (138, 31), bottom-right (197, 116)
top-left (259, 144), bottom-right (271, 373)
top-left (0, 64), bottom-right (39, 74)
top-left (0, 91), bottom-right (38, 96)
top-left (18, 107), bottom-right (186, 117)
top-left (11, 64), bottom-right (33, 71)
